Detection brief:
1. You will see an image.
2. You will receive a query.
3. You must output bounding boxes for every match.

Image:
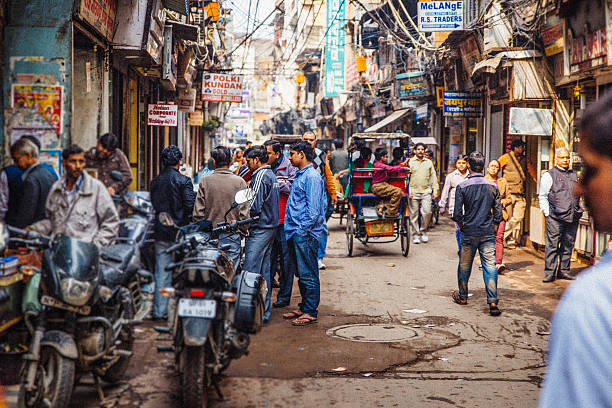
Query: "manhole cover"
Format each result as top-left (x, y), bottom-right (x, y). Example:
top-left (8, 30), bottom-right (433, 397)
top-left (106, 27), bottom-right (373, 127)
top-left (327, 324), bottom-right (420, 343)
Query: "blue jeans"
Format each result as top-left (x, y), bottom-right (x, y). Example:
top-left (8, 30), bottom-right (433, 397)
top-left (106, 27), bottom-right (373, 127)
top-left (318, 195), bottom-right (333, 260)
top-left (272, 225), bottom-right (293, 303)
top-left (153, 241), bottom-right (173, 318)
top-left (288, 234), bottom-right (320, 317)
top-left (455, 223), bottom-right (462, 252)
top-left (244, 227), bottom-right (276, 320)
top-left (457, 234), bottom-right (498, 304)
top-left (219, 232), bottom-right (241, 272)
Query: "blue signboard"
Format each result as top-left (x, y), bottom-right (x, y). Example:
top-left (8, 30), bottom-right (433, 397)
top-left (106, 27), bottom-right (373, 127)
top-left (325, 0), bottom-right (346, 97)
top-left (396, 71), bottom-right (429, 98)
top-left (443, 92), bottom-right (482, 117)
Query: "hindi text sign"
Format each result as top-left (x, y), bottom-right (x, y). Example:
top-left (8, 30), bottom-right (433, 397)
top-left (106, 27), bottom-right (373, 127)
top-left (148, 104), bottom-right (178, 127)
top-left (443, 92), bottom-right (482, 117)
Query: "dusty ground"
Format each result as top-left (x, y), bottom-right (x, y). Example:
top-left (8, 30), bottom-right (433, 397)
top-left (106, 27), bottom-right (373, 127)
top-left (3, 216), bottom-right (586, 407)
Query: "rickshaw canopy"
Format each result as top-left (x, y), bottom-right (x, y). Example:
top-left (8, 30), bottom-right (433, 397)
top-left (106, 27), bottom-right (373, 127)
top-left (351, 132), bottom-right (411, 141)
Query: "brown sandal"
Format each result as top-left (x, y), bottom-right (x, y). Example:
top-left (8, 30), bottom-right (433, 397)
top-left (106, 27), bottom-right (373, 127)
top-left (451, 290), bottom-right (467, 305)
top-left (291, 314), bottom-right (317, 326)
top-left (282, 310), bottom-right (303, 319)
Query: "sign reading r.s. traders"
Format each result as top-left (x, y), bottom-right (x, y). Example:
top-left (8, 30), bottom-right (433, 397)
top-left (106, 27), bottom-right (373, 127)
top-left (202, 73), bottom-right (244, 103)
top-left (443, 92), bottom-right (482, 117)
top-left (418, 1), bottom-right (463, 32)
top-left (148, 104), bottom-right (178, 127)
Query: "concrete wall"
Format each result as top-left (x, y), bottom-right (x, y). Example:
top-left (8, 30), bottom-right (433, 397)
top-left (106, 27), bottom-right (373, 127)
top-left (72, 47), bottom-right (104, 149)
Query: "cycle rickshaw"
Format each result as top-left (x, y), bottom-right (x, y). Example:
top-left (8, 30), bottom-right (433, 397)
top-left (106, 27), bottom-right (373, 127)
top-left (345, 133), bottom-right (411, 257)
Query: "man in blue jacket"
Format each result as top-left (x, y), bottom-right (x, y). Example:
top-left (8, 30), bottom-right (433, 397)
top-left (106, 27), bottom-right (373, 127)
top-left (243, 146), bottom-right (279, 323)
top-left (452, 151), bottom-right (503, 317)
top-left (282, 141), bottom-right (326, 326)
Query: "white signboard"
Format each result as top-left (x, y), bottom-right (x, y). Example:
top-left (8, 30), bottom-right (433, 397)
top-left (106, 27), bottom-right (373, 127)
top-left (202, 73), bottom-right (244, 103)
top-left (508, 107), bottom-right (553, 136)
top-left (147, 104), bottom-right (178, 127)
top-left (418, 1), bottom-right (464, 32)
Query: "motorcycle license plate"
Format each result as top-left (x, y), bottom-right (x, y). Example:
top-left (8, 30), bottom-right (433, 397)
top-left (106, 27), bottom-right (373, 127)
top-left (177, 298), bottom-right (216, 319)
top-left (41, 295), bottom-right (91, 315)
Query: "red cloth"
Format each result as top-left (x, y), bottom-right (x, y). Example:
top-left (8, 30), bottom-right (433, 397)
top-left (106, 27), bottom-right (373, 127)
top-left (372, 161), bottom-right (406, 184)
top-left (278, 193), bottom-right (288, 224)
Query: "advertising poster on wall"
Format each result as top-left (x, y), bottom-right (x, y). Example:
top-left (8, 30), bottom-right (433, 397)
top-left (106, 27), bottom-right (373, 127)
top-left (11, 84), bottom-right (63, 134)
top-left (324, 0), bottom-right (346, 97)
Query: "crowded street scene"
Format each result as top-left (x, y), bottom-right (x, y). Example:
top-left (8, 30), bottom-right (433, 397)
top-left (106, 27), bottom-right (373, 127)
top-left (0, 0), bottom-right (611, 407)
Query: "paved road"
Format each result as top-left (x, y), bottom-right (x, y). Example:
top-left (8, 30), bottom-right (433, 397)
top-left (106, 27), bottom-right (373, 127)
top-left (4, 217), bottom-right (585, 407)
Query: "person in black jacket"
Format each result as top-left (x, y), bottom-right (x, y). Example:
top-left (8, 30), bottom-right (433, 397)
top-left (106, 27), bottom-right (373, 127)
top-left (243, 146), bottom-right (279, 323)
top-left (150, 145), bottom-right (196, 320)
top-left (8, 138), bottom-right (56, 228)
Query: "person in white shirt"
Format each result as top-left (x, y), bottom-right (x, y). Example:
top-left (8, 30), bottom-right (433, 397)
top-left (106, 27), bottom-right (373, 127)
top-left (439, 155), bottom-right (469, 250)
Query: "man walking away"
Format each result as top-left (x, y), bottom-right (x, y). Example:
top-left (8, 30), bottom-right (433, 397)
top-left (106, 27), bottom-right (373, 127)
top-left (8, 138), bottom-right (56, 228)
top-left (539, 147), bottom-right (582, 282)
top-left (498, 139), bottom-right (536, 247)
top-left (302, 131), bottom-right (336, 270)
top-left (29, 145), bottom-right (119, 248)
top-left (263, 140), bottom-right (297, 309)
top-left (282, 141), bottom-right (326, 326)
top-left (451, 152), bottom-right (503, 316)
top-left (539, 90), bottom-right (612, 408)
top-left (193, 146), bottom-right (249, 271)
top-left (439, 155), bottom-right (469, 250)
top-left (409, 142), bottom-right (439, 244)
top-left (150, 146), bottom-right (196, 320)
top-left (330, 139), bottom-right (349, 191)
top-left (243, 146), bottom-right (279, 323)
top-left (371, 148), bottom-right (409, 217)
top-left (85, 132), bottom-right (133, 196)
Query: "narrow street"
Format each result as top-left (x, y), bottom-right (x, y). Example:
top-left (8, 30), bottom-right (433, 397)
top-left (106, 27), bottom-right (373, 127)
top-left (4, 217), bottom-right (584, 407)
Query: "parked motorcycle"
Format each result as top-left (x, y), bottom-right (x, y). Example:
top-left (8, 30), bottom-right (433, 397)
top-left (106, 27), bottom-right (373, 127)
top-left (158, 188), bottom-right (266, 407)
top-left (8, 227), bottom-right (139, 408)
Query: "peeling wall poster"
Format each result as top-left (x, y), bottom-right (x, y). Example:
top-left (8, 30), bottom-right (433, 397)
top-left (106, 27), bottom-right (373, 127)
top-left (11, 84), bottom-right (63, 134)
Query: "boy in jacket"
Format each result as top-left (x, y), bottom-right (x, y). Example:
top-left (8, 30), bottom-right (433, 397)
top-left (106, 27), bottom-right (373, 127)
top-left (243, 146), bottom-right (280, 323)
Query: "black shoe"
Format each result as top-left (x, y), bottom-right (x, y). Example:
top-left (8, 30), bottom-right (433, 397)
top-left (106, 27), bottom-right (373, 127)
top-left (557, 273), bottom-right (575, 280)
top-left (273, 300), bottom-right (289, 308)
top-left (272, 279), bottom-right (280, 288)
top-left (489, 303), bottom-right (502, 316)
top-left (263, 318), bottom-right (270, 325)
top-left (542, 275), bottom-right (555, 283)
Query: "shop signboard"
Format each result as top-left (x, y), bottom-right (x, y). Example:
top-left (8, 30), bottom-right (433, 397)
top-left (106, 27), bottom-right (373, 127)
top-left (79, 0), bottom-right (117, 41)
top-left (324, 0), bottom-right (346, 97)
top-left (202, 73), bottom-right (244, 103)
top-left (541, 17), bottom-right (563, 56)
top-left (459, 36), bottom-right (481, 76)
top-left (12, 84), bottom-right (63, 134)
top-left (508, 107), bottom-right (553, 136)
top-left (416, 104), bottom-right (428, 120)
top-left (396, 71), bottom-right (429, 98)
top-left (436, 86), bottom-right (445, 107)
top-left (147, 104), bottom-right (178, 127)
top-left (417, 1), bottom-right (463, 32)
top-left (190, 111), bottom-right (203, 126)
top-left (569, 27), bottom-right (607, 73)
top-left (443, 91), bottom-right (482, 117)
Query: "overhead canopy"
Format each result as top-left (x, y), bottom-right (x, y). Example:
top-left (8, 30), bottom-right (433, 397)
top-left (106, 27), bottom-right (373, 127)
top-left (352, 132), bottom-right (411, 140)
top-left (364, 109), bottom-right (411, 132)
top-left (472, 50), bottom-right (541, 76)
top-left (410, 137), bottom-right (438, 146)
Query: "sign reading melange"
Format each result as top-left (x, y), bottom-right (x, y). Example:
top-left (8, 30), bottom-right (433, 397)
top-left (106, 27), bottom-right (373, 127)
top-left (443, 92), bottom-right (482, 117)
top-left (202, 73), bottom-right (244, 103)
top-left (148, 104), bottom-right (178, 127)
top-left (417, 1), bottom-right (464, 32)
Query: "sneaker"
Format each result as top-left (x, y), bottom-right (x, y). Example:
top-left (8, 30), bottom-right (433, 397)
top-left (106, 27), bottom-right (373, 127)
top-left (318, 259), bottom-right (326, 270)
top-left (413, 236), bottom-right (421, 244)
top-left (420, 234), bottom-right (429, 243)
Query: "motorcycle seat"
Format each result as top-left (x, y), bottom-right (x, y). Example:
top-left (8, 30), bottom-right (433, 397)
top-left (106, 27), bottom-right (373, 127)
top-left (100, 244), bottom-right (135, 270)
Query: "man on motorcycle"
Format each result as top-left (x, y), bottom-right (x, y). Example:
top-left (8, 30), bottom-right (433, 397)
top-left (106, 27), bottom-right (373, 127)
top-left (28, 144), bottom-right (119, 248)
top-left (150, 145), bottom-right (196, 320)
top-left (243, 146), bottom-right (279, 323)
top-left (193, 146), bottom-right (249, 271)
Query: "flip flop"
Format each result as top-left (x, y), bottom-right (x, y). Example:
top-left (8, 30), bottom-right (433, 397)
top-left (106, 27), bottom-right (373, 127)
top-left (291, 314), bottom-right (317, 326)
top-left (282, 310), bottom-right (303, 319)
top-left (451, 290), bottom-right (467, 305)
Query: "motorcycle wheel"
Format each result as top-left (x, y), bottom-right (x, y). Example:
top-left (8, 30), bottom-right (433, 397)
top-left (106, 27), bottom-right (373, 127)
top-left (18, 346), bottom-right (75, 408)
top-left (101, 292), bottom-right (135, 383)
top-left (181, 346), bottom-right (209, 408)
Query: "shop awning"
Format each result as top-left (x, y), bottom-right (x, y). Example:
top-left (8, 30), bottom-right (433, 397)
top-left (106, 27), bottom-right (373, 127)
top-left (364, 109), bottom-right (411, 132)
top-left (410, 137), bottom-right (438, 146)
top-left (472, 50), bottom-right (541, 76)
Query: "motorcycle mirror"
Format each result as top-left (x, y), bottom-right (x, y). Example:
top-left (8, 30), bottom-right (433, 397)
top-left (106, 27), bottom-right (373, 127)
top-left (158, 212), bottom-right (175, 227)
top-left (234, 188), bottom-right (254, 206)
top-left (109, 170), bottom-right (123, 182)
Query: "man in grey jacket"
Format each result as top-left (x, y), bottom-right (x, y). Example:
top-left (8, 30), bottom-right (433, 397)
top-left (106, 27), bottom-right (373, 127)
top-left (29, 144), bottom-right (119, 248)
top-left (193, 146), bottom-right (249, 271)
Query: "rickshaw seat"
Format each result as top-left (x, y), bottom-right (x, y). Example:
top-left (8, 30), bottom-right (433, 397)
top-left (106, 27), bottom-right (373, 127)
top-left (351, 168), bottom-right (409, 195)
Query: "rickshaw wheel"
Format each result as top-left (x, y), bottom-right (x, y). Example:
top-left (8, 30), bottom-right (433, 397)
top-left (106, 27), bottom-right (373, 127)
top-left (346, 214), bottom-right (354, 256)
top-left (401, 215), bottom-right (410, 257)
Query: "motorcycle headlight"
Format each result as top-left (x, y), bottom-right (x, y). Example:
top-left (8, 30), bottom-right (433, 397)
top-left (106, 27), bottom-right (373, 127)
top-left (60, 278), bottom-right (94, 306)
